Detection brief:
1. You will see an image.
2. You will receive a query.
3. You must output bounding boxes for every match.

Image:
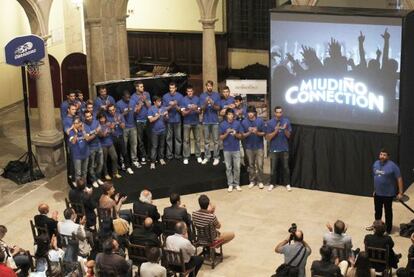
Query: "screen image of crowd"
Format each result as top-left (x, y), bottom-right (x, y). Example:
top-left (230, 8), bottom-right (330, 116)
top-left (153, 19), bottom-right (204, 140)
top-left (270, 16), bottom-right (402, 134)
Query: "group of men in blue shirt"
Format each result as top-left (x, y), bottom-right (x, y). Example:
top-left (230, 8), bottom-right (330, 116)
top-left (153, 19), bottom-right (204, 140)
top-left (60, 80), bottom-right (293, 193)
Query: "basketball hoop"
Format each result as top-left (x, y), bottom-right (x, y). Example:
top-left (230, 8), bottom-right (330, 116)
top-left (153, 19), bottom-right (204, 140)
top-left (26, 61), bottom-right (44, 80)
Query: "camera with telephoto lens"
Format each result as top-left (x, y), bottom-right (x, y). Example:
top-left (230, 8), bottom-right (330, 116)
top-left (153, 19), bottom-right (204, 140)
top-left (288, 223), bottom-right (297, 241)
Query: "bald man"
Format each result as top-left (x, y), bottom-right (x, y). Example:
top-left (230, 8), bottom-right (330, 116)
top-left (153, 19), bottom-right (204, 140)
top-left (133, 190), bottom-right (161, 235)
top-left (34, 203), bottom-right (58, 237)
top-left (129, 217), bottom-right (161, 247)
top-left (275, 230), bottom-right (312, 277)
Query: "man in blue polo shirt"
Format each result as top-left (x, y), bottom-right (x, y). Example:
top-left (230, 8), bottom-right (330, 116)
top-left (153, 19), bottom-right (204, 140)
top-left (242, 106), bottom-right (265, 189)
top-left (370, 149), bottom-right (404, 234)
top-left (61, 91), bottom-right (78, 120)
top-left (97, 113), bottom-right (119, 180)
top-left (131, 81), bottom-right (151, 165)
top-left (107, 103), bottom-right (133, 175)
top-left (181, 85), bottom-right (201, 165)
top-left (163, 82), bottom-right (184, 160)
top-left (84, 110), bottom-right (104, 188)
top-left (117, 90), bottom-right (140, 169)
top-left (94, 85), bottom-right (115, 113)
top-left (220, 108), bottom-right (243, 192)
top-left (266, 106), bottom-right (292, 192)
top-left (219, 86), bottom-right (235, 116)
top-left (68, 117), bottom-right (89, 182)
top-left (199, 80), bottom-right (221, 165)
top-left (148, 96), bottom-right (168, 169)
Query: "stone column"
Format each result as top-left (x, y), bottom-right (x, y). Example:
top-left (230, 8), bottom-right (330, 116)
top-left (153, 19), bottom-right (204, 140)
top-left (197, 0), bottom-right (220, 90)
top-left (83, 0), bottom-right (129, 97)
top-left (117, 16), bottom-right (130, 78)
top-left (85, 18), bottom-right (105, 96)
top-left (17, 0), bottom-right (65, 177)
top-left (32, 39), bottom-right (65, 177)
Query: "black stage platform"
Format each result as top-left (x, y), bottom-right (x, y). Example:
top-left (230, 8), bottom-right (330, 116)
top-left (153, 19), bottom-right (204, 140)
top-left (112, 157), bottom-right (249, 202)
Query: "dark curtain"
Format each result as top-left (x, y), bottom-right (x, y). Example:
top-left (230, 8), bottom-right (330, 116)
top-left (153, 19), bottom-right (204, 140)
top-left (289, 125), bottom-right (399, 196)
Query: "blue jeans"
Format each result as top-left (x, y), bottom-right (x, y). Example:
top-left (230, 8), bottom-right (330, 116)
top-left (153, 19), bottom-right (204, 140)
top-left (245, 149), bottom-right (264, 183)
top-left (74, 157), bottom-right (89, 181)
top-left (223, 151), bottom-right (241, 186)
top-left (166, 122), bottom-right (182, 159)
top-left (203, 123), bottom-right (219, 159)
top-left (123, 127), bottom-right (138, 162)
top-left (183, 124), bottom-right (201, 158)
top-left (88, 148), bottom-right (103, 181)
top-left (150, 132), bottom-right (166, 162)
top-left (269, 151), bottom-right (290, 185)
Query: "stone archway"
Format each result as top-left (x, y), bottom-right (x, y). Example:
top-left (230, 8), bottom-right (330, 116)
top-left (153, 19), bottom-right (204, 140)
top-left (15, 0), bottom-right (65, 177)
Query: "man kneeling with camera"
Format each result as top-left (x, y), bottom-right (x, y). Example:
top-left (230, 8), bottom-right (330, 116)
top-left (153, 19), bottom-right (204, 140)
top-left (274, 224), bottom-right (312, 277)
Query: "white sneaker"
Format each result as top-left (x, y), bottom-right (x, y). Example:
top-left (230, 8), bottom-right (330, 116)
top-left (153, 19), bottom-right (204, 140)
top-left (183, 159), bottom-right (189, 165)
top-left (72, 181), bottom-right (77, 187)
top-left (227, 186), bottom-right (233, 192)
top-left (92, 181), bottom-right (99, 188)
top-left (248, 182), bottom-right (255, 189)
top-left (126, 168), bottom-right (134, 174)
top-left (202, 158), bottom-right (209, 164)
top-left (213, 158), bottom-right (220, 166)
top-left (236, 185), bottom-right (242, 192)
top-left (133, 161), bottom-right (142, 168)
top-left (97, 179), bottom-right (104, 185)
top-left (150, 163), bottom-right (155, 169)
top-left (268, 185), bottom-right (274, 191)
top-left (258, 183), bottom-right (264, 189)
top-left (197, 157), bottom-right (202, 163)
top-left (160, 159), bottom-right (166, 165)
top-left (286, 185), bottom-right (292, 191)
top-left (141, 158), bottom-right (146, 165)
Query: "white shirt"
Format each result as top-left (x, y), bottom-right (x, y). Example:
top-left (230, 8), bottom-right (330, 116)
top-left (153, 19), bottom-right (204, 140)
top-left (165, 233), bottom-right (195, 263)
top-left (140, 262), bottom-right (167, 277)
top-left (57, 219), bottom-right (85, 238)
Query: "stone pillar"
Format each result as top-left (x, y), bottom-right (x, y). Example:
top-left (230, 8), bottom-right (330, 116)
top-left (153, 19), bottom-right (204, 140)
top-left (83, 0), bottom-right (129, 97)
top-left (117, 16), bottom-right (130, 78)
top-left (17, 0), bottom-right (65, 177)
top-left (197, 0), bottom-right (220, 90)
top-left (85, 18), bottom-right (105, 96)
top-left (32, 40), bottom-right (65, 177)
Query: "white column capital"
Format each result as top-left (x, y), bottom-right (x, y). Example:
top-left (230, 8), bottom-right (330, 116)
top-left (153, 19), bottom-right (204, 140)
top-left (199, 18), bottom-right (218, 29)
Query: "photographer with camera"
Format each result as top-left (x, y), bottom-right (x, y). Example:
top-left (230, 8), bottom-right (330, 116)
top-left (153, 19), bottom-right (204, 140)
top-left (274, 224), bottom-right (312, 277)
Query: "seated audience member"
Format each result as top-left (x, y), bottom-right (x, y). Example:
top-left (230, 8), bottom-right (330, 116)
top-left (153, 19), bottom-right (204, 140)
top-left (0, 225), bottom-right (31, 277)
top-left (58, 208), bottom-right (87, 238)
top-left (140, 247), bottom-right (167, 277)
top-left (192, 194), bottom-right (235, 245)
top-left (396, 232), bottom-right (414, 277)
top-left (165, 222), bottom-right (203, 277)
top-left (323, 220), bottom-right (354, 274)
top-left (0, 249), bottom-right (16, 277)
top-left (275, 230), bottom-right (312, 277)
top-left (34, 203), bottom-right (58, 237)
top-left (346, 251), bottom-right (376, 277)
top-left (364, 220), bottom-right (401, 272)
top-left (133, 189), bottom-right (161, 235)
top-left (129, 217), bottom-right (161, 247)
top-left (99, 182), bottom-right (128, 220)
top-left (163, 193), bottom-right (192, 227)
top-left (58, 208), bottom-right (92, 258)
top-left (95, 238), bottom-right (132, 277)
top-left (311, 245), bottom-right (342, 277)
top-left (68, 178), bottom-right (97, 229)
top-left (85, 260), bottom-right (96, 277)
